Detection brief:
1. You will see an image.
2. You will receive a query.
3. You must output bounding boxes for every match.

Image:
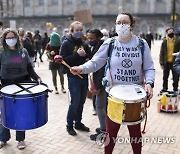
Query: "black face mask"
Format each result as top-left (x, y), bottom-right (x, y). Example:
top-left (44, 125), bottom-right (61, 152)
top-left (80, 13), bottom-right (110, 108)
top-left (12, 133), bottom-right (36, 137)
top-left (168, 33), bottom-right (174, 38)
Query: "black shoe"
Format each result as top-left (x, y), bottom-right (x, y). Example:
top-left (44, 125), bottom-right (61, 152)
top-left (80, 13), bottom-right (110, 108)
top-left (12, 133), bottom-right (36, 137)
top-left (75, 123), bottom-right (90, 132)
top-left (95, 128), bottom-right (100, 133)
top-left (40, 60), bottom-right (43, 62)
top-left (90, 133), bottom-right (99, 141)
top-left (90, 130), bottom-right (106, 141)
top-left (160, 89), bottom-right (167, 94)
top-left (66, 126), bottom-right (77, 136)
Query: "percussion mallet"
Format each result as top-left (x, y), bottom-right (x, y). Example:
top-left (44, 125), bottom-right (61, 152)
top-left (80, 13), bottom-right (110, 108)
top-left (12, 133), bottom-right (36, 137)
top-left (54, 55), bottom-right (83, 79)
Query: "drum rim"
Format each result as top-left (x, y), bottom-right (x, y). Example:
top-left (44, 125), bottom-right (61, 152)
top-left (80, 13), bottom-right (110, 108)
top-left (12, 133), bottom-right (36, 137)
top-left (108, 84), bottom-right (147, 103)
top-left (108, 95), bottom-right (147, 103)
top-left (0, 82), bottom-right (48, 96)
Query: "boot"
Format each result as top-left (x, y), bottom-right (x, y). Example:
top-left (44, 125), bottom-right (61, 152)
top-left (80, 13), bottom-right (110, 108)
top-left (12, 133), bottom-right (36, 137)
top-left (54, 87), bottom-right (59, 94)
top-left (61, 85), bottom-right (66, 93)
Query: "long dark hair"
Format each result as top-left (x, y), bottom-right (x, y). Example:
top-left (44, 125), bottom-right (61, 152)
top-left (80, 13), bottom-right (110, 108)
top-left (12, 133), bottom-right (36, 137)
top-left (88, 29), bottom-right (103, 39)
top-left (1, 28), bottom-right (22, 51)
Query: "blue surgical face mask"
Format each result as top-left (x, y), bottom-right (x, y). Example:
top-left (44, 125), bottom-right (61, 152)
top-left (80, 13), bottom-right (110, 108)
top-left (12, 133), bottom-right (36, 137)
top-left (72, 31), bottom-right (83, 39)
top-left (89, 40), bottom-right (97, 46)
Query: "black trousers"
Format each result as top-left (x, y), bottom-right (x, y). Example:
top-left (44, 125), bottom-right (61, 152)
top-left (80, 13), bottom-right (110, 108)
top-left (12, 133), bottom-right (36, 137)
top-left (163, 62), bottom-right (179, 91)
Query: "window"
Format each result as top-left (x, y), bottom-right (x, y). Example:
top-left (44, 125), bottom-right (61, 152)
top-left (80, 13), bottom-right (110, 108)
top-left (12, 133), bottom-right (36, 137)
top-left (125, 0), bottom-right (132, 3)
top-left (140, 0), bottom-right (148, 2)
top-left (81, 0), bottom-right (87, 4)
top-left (156, 0), bottom-right (163, 2)
top-left (39, 0), bottom-right (44, 5)
top-left (51, 0), bottom-right (58, 5)
top-left (67, 0), bottom-right (73, 5)
top-left (24, 0), bottom-right (30, 7)
top-left (96, 0), bottom-right (102, 4)
top-left (111, 0), bottom-right (117, 3)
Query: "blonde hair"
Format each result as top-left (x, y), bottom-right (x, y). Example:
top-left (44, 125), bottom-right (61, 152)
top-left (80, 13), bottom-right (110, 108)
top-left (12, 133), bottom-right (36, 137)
top-left (69, 21), bottom-right (83, 33)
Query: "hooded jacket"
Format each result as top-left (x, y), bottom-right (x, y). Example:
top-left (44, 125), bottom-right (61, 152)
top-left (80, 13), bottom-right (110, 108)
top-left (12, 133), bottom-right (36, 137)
top-left (60, 35), bottom-right (92, 78)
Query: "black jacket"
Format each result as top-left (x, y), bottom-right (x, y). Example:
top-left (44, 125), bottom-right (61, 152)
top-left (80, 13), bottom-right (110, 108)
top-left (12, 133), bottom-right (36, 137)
top-left (91, 40), bottom-right (105, 90)
top-left (60, 36), bottom-right (92, 78)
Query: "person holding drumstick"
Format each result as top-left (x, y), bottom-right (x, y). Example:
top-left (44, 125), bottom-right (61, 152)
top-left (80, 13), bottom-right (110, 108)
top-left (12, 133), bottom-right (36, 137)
top-left (70, 13), bottom-right (155, 154)
top-left (60, 21), bottom-right (92, 136)
top-left (0, 28), bottom-right (41, 149)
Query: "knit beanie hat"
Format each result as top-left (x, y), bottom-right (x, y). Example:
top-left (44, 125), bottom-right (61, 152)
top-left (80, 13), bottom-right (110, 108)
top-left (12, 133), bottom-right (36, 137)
top-left (50, 32), bottom-right (61, 46)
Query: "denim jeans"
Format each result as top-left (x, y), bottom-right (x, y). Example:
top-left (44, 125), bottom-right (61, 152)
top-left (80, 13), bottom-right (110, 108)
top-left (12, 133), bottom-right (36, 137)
top-left (67, 77), bottom-right (88, 127)
top-left (0, 124), bottom-right (25, 142)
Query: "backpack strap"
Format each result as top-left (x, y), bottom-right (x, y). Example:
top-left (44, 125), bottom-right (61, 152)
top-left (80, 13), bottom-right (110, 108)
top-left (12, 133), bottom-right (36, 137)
top-left (138, 37), bottom-right (145, 61)
top-left (103, 38), bottom-right (115, 87)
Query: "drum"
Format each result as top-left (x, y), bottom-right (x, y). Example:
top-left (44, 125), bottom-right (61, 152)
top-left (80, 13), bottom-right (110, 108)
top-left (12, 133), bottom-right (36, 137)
top-left (160, 91), bottom-right (179, 113)
top-left (107, 84), bottom-right (147, 125)
top-left (0, 83), bottom-right (49, 130)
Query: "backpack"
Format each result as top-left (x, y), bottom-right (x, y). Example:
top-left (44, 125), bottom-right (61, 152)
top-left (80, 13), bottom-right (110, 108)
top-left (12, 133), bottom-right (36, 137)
top-left (102, 37), bottom-right (145, 87)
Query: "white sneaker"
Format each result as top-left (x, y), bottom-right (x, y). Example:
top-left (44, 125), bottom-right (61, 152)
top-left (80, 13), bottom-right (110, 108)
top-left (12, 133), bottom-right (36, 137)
top-left (17, 141), bottom-right (26, 150)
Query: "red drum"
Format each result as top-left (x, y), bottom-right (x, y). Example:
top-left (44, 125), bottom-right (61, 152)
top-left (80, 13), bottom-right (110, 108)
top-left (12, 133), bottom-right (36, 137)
top-left (160, 91), bottom-right (179, 113)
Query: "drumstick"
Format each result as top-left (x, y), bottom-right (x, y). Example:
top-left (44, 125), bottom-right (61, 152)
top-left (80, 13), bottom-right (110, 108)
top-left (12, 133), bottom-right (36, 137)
top-left (54, 55), bottom-right (83, 79)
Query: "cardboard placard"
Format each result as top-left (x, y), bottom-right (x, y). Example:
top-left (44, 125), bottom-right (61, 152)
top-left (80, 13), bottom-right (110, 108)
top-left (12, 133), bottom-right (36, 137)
top-left (74, 9), bottom-right (93, 24)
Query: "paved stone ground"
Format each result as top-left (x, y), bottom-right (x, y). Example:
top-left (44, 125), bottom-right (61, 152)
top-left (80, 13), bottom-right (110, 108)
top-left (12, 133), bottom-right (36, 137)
top-left (0, 40), bottom-right (180, 154)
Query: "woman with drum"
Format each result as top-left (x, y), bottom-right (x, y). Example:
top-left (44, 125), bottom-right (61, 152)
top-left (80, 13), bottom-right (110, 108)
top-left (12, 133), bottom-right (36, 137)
top-left (0, 28), bottom-right (41, 149)
top-left (70, 13), bottom-right (155, 154)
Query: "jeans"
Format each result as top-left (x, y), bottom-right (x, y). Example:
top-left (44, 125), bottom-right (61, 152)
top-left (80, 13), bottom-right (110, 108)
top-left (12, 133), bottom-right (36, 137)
top-left (0, 124), bottom-right (25, 142)
top-left (67, 77), bottom-right (88, 127)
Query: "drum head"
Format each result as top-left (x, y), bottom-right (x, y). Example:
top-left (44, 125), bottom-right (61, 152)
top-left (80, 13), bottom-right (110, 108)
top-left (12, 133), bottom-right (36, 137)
top-left (109, 84), bottom-right (147, 102)
top-left (1, 83), bottom-right (47, 95)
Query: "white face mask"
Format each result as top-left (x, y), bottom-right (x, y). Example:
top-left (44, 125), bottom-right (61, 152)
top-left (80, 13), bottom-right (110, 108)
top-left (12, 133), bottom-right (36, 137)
top-left (116, 24), bottom-right (131, 39)
top-left (5, 38), bottom-right (17, 47)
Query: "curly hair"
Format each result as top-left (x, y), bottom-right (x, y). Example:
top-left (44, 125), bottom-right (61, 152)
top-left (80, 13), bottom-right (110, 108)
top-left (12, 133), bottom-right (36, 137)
top-left (1, 28), bottom-right (22, 51)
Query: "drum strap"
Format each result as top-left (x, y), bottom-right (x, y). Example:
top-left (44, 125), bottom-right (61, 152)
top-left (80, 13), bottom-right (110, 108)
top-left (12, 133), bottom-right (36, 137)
top-left (142, 99), bottom-right (151, 134)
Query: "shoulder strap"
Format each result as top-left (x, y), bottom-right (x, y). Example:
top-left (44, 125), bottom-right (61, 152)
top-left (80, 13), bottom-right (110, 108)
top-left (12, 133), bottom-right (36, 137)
top-left (103, 38), bottom-right (115, 87)
top-left (108, 37), bottom-right (115, 57)
top-left (138, 37), bottom-right (145, 59)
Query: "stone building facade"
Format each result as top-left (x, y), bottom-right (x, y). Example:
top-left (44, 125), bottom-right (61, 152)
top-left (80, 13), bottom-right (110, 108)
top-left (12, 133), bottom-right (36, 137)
top-left (0, 0), bottom-right (180, 36)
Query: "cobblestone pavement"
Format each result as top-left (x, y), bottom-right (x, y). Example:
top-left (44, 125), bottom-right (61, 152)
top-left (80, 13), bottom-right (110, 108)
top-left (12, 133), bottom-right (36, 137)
top-left (0, 40), bottom-right (180, 154)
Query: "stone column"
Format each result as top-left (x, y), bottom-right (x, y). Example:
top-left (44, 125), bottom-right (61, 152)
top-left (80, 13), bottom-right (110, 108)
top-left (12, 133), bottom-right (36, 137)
top-left (2, 0), bottom-right (8, 17)
top-left (44, 0), bottom-right (48, 15)
top-left (118, 0), bottom-right (123, 13)
top-left (166, 0), bottom-right (171, 13)
top-left (150, 0), bottom-right (155, 13)
top-left (134, 0), bottom-right (139, 14)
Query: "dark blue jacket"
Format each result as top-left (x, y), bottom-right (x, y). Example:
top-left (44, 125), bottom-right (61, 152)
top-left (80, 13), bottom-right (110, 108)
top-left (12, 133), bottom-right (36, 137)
top-left (173, 52), bottom-right (180, 75)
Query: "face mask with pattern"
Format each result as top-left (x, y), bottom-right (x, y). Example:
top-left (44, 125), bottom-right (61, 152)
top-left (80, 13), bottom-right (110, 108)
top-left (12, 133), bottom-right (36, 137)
top-left (116, 24), bottom-right (131, 39)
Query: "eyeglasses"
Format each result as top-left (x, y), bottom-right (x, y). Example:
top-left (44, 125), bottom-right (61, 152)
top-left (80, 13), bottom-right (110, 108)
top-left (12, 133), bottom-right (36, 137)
top-left (116, 21), bottom-right (130, 25)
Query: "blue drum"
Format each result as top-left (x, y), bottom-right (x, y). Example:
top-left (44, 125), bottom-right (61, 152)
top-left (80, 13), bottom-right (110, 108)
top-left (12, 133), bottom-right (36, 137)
top-left (0, 83), bottom-right (49, 130)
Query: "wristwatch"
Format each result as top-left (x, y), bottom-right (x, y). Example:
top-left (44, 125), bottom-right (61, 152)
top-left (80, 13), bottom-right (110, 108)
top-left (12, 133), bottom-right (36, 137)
top-left (146, 82), bottom-right (154, 88)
